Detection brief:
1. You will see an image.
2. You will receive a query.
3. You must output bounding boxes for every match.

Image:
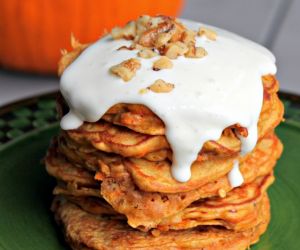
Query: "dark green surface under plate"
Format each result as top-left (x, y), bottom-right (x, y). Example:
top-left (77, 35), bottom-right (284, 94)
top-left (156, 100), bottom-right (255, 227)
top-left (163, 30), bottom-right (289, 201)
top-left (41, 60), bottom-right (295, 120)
top-left (0, 93), bottom-right (300, 250)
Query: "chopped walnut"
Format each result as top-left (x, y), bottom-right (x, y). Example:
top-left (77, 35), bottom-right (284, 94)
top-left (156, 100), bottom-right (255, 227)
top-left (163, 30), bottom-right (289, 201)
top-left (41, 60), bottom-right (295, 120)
top-left (149, 16), bottom-right (165, 28)
top-left (135, 15), bottom-right (165, 36)
top-left (154, 32), bottom-right (173, 48)
top-left (218, 189), bottom-right (227, 198)
top-left (138, 48), bottom-right (158, 58)
top-left (198, 27), bottom-right (217, 41)
top-left (153, 56), bottom-right (173, 70)
top-left (164, 41), bottom-right (188, 59)
top-left (138, 21), bottom-right (174, 47)
top-left (185, 45), bottom-right (207, 58)
top-left (110, 58), bottom-right (141, 81)
top-left (181, 30), bottom-right (196, 45)
top-left (136, 15), bottom-right (151, 35)
top-left (147, 79), bottom-right (174, 93)
top-left (111, 21), bottom-right (136, 40)
top-left (105, 16), bottom-right (215, 79)
top-left (170, 21), bottom-right (186, 43)
top-left (138, 18), bottom-right (185, 48)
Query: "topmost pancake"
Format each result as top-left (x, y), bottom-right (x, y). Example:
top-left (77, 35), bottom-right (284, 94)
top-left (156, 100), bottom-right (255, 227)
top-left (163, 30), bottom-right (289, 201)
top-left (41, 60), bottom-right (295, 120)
top-left (56, 75), bottom-right (283, 163)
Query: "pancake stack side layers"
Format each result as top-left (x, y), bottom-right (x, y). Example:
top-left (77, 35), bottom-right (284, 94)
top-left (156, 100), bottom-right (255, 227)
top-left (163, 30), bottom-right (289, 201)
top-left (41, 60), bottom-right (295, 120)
top-left (45, 15), bottom-right (284, 250)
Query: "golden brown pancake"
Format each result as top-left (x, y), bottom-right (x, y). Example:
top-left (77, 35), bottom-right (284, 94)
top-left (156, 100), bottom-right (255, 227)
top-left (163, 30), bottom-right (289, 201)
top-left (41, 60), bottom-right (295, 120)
top-left (99, 136), bottom-right (280, 230)
top-left (51, 133), bottom-right (281, 194)
top-left (157, 174), bottom-right (273, 232)
top-left (52, 195), bottom-right (271, 250)
top-left (124, 133), bottom-right (281, 193)
top-left (101, 75), bottom-right (281, 135)
top-left (56, 173), bottom-right (273, 232)
top-left (45, 133), bottom-right (282, 230)
top-left (59, 86), bottom-right (283, 163)
top-left (53, 181), bottom-right (100, 198)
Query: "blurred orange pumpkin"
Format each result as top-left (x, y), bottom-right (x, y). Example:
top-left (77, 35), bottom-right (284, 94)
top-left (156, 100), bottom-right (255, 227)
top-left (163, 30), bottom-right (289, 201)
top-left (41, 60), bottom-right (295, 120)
top-left (0, 0), bottom-right (183, 75)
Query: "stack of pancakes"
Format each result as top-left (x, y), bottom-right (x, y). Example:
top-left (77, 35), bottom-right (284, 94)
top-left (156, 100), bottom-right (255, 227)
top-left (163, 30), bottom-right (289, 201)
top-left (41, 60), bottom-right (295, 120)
top-left (46, 72), bottom-right (283, 249)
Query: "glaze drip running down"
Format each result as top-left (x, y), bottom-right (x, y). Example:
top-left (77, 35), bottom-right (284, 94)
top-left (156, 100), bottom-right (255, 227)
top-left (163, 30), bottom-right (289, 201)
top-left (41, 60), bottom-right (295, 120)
top-left (60, 19), bottom-right (276, 183)
top-left (228, 160), bottom-right (244, 188)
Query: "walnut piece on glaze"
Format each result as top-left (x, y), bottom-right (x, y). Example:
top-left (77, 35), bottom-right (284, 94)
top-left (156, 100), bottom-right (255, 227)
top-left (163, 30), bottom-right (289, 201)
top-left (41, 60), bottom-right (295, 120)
top-left (181, 30), bottom-right (196, 45)
top-left (185, 45), bottom-right (207, 58)
top-left (110, 58), bottom-right (141, 81)
top-left (153, 56), bottom-right (173, 71)
top-left (106, 15), bottom-right (212, 81)
top-left (164, 41), bottom-right (188, 59)
top-left (111, 21), bottom-right (136, 40)
top-left (136, 15), bottom-right (151, 35)
top-left (137, 17), bottom-right (186, 48)
top-left (110, 15), bottom-right (211, 61)
top-left (136, 15), bottom-right (165, 36)
top-left (154, 32), bottom-right (174, 49)
top-left (170, 21), bottom-right (186, 43)
top-left (147, 79), bottom-right (175, 93)
top-left (137, 21), bottom-right (174, 47)
top-left (138, 48), bottom-right (158, 58)
top-left (198, 27), bottom-right (217, 41)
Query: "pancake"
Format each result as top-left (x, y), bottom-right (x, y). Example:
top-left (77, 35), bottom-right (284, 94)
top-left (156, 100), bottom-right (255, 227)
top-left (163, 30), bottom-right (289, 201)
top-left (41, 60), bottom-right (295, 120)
top-left (60, 127), bottom-right (238, 166)
top-left (58, 134), bottom-right (236, 192)
top-left (54, 132), bottom-right (281, 193)
top-left (51, 195), bottom-right (271, 250)
top-left (46, 146), bottom-right (97, 187)
top-left (45, 133), bottom-right (282, 230)
top-left (157, 174), bottom-right (273, 232)
top-left (56, 73), bottom-right (281, 139)
top-left (53, 183), bottom-right (100, 198)
top-left (99, 138), bottom-right (280, 230)
top-left (100, 75), bottom-right (282, 138)
top-left (55, 173), bottom-right (274, 233)
top-left (59, 85), bottom-right (283, 162)
top-left (124, 133), bottom-right (281, 193)
top-left (63, 196), bottom-right (121, 216)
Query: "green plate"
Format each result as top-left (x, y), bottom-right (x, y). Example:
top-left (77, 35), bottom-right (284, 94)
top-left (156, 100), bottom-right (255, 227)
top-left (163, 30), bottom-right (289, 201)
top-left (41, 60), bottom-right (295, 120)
top-left (0, 92), bottom-right (299, 250)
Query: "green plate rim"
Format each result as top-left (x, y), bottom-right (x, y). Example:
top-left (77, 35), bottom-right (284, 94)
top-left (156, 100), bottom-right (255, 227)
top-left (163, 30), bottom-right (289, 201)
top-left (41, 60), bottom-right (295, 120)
top-left (0, 91), bottom-right (58, 116)
top-left (0, 90), bottom-right (299, 151)
top-left (0, 91), bottom-right (58, 150)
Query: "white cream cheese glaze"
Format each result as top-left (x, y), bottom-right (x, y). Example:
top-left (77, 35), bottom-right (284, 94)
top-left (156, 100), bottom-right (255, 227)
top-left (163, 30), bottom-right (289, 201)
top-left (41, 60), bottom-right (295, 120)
top-left (60, 19), bottom-right (277, 184)
top-left (228, 160), bottom-right (244, 188)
